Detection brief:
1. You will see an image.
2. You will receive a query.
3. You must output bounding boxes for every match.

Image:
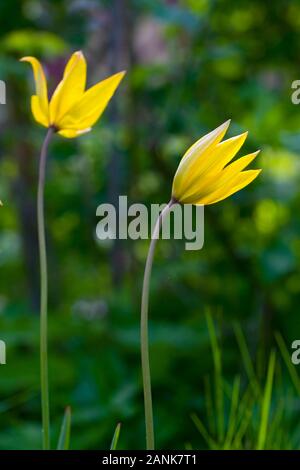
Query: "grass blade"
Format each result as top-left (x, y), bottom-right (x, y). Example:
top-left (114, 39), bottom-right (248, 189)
top-left (224, 375), bottom-right (240, 449)
top-left (206, 311), bottom-right (224, 443)
top-left (191, 413), bottom-right (218, 449)
top-left (57, 406), bottom-right (71, 450)
top-left (233, 400), bottom-right (252, 449)
top-left (275, 331), bottom-right (300, 395)
top-left (257, 350), bottom-right (276, 450)
top-left (204, 375), bottom-right (215, 435)
top-left (110, 422), bottom-right (121, 450)
top-left (233, 321), bottom-right (260, 397)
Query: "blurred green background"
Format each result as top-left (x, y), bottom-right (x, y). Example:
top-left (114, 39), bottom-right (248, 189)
top-left (0, 0), bottom-right (300, 450)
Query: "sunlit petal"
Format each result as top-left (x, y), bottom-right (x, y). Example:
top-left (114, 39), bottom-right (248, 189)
top-left (58, 71), bottom-right (126, 130)
top-left (184, 151), bottom-right (260, 204)
top-left (172, 121), bottom-right (261, 206)
top-left (49, 51), bottom-right (87, 125)
top-left (22, 51), bottom-right (124, 138)
top-left (31, 96), bottom-right (49, 127)
top-left (57, 127), bottom-right (91, 138)
top-left (172, 120), bottom-right (230, 200)
top-left (20, 56), bottom-right (49, 125)
top-left (199, 169), bottom-right (262, 205)
top-left (177, 132), bottom-right (249, 202)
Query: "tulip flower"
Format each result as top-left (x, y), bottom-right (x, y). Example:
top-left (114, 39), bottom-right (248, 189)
top-left (21, 51), bottom-right (125, 450)
top-left (21, 51), bottom-right (125, 138)
top-left (172, 120), bottom-right (261, 205)
top-left (140, 120), bottom-right (261, 450)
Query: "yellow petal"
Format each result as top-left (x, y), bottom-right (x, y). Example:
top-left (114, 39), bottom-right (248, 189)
top-left (177, 132), bottom-right (248, 202)
top-left (20, 56), bottom-right (49, 124)
top-left (58, 71), bottom-right (126, 131)
top-left (31, 96), bottom-right (49, 127)
top-left (49, 51), bottom-right (87, 125)
top-left (172, 120), bottom-right (230, 200)
top-left (58, 127), bottom-right (91, 138)
top-left (220, 150), bottom-right (260, 179)
top-left (195, 152), bottom-right (260, 204)
top-left (181, 120), bottom-right (231, 165)
top-left (199, 169), bottom-right (261, 205)
top-left (180, 150), bottom-right (260, 204)
top-left (205, 132), bottom-right (248, 173)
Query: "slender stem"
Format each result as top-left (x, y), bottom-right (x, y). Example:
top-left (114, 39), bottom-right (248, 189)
top-left (37, 127), bottom-right (54, 450)
top-left (140, 198), bottom-right (174, 450)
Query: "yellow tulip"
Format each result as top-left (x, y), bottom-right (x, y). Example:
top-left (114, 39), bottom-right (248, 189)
top-left (20, 51), bottom-right (125, 138)
top-left (141, 120), bottom-right (262, 450)
top-left (172, 120), bottom-right (261, 205)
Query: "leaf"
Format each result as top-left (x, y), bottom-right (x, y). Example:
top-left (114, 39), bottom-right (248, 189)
top-left (206, 310), bottom-right (224, 443)
top-left (57, 406), bottom-right (71, 450)
top-left (110, 423), bottom-right (121, 450)
top-left (191, 413), bottom-right (218, 450)
top-left (257, 351), bottom-right (276, 450)
top-left (233, 321), bottom-right (261, 397)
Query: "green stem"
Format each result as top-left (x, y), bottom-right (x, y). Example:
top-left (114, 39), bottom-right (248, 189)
top-left (140, 198), bottom-right (174, 450)
top-left (37, 127), bottom-right (54, 450)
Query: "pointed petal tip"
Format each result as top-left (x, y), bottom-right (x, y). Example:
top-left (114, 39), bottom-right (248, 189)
top-left (111, 70), bottom-right (126, 83)
top-left (220, 119), bottom-right (231, 130)
top-left (59, 127), bottom-right (92, 138)
top-left (214, 119), bottom-right (231, 136)
top-left (19, 56), bottom-right (42, 67)
top-left (116, 70), bottom-right (127, 78)
top-left (20, 56), bottom-right (31, 62)
top-left (220, 119), bottom-right (231, 129)
top-left (209, 119), bottom-right (231, 137)
top-left (243, 167), bottom-right (262, 177)
top-left (249, 149), bottom-right (261, 160)
top-left (250, 168), bottom-right (262, 180)
top-left (77, 127), bottom-right (91, 135)
top-left (237, 130), bottom-right (249, 142)
top-left (74, 50), bottom-right (84, 58)
top-left (104, 70), bottom-right (126, 83)
top-left (227, 130), bottom-right (248, 142)
top-left (240, 130), bottom-right (249, 139)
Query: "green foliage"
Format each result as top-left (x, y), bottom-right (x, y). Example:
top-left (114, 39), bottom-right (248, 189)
top-left (0, 0), bottom-right (299, 450)
top-left (110, 423), bottom-right (121, 450)
top-left (57, 406), bottom-right (71, 450)
top-left (192, 314), bottom-right (300, 450)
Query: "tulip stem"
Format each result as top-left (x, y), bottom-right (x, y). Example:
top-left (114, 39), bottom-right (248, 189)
top-left (37, 127), bottom-right (54, 450)
top-left (141, 198), bottom-right (174, 450)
